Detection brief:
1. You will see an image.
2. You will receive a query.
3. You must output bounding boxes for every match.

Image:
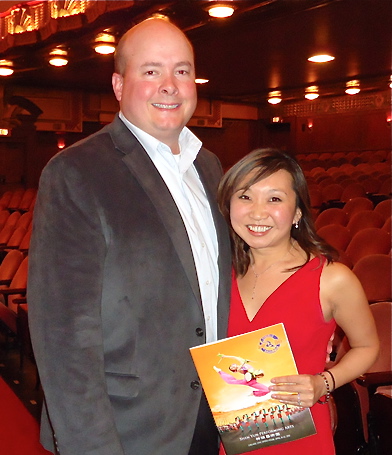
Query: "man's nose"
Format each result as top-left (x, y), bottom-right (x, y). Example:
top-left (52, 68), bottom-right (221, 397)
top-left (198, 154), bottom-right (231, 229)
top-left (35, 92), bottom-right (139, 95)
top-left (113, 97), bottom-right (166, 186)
top-left (160, 75), bottom-right (179, 95)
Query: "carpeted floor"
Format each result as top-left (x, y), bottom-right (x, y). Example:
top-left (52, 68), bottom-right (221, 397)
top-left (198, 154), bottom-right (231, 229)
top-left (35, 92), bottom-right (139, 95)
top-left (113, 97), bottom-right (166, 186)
top-left (0, 376), bottom-right (51, 455)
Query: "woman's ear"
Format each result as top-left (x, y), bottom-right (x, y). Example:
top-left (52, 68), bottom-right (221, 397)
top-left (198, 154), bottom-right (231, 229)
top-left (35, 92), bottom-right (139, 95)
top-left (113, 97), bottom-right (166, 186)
top-left (294, 208), bottom-right (302, 225)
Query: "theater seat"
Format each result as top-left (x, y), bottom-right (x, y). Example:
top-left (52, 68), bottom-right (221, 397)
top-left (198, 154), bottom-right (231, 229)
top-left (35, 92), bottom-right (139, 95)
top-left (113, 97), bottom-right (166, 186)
top-left (352, 254), bottom-right (392, 303)
top-left (345, 228), bottom-right (391, 266)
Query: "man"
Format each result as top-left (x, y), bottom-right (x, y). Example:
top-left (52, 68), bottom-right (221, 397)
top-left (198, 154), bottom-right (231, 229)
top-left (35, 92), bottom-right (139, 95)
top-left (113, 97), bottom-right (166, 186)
top-left (28, 17), bottom-right (231, 455)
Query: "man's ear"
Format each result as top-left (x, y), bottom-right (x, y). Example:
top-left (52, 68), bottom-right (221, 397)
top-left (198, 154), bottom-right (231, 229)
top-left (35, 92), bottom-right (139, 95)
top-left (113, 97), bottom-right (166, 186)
top-left (112, 73), bottom-right (123, 102)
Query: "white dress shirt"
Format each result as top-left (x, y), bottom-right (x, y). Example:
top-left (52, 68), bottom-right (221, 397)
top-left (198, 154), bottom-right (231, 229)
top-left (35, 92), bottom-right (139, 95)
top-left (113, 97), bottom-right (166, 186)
top-left (119, 112), bottom-right (219, 343)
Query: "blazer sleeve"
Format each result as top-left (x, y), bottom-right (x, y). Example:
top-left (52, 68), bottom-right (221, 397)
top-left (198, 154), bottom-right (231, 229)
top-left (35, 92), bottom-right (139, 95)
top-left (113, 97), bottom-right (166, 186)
top-left (28, 152), bottom-right (125, 455)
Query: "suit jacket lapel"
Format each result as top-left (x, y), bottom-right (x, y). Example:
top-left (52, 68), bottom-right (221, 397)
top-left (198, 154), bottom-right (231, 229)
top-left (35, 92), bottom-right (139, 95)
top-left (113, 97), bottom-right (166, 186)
top-left (109, 117), bottom-right (201, 304)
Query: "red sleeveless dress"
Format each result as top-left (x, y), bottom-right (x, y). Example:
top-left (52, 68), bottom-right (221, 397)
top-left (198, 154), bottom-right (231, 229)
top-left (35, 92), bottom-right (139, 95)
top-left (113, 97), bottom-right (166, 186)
top-left (219, 257), bottom-right (336, 455)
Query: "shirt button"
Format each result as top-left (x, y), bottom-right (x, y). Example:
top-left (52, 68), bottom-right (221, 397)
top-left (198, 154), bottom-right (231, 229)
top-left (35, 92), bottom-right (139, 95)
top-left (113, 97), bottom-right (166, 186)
top-left (206, 280), bottom-right (210, 285)
top-left (196, 327), bottom-right (204, 337)
top-left (190, 380), bottom-right (200, 390)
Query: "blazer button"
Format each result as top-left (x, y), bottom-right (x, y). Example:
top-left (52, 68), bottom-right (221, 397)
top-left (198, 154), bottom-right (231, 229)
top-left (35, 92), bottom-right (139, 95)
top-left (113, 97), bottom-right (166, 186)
top-left (190, 380), bottom-right (200, 390)
top-left (195, 327), bottom-right (204, 337)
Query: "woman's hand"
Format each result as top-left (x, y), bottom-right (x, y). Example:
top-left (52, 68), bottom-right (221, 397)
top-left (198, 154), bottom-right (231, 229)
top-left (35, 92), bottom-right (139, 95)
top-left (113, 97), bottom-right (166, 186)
top-left (268, 374), bottom-right (326, 408)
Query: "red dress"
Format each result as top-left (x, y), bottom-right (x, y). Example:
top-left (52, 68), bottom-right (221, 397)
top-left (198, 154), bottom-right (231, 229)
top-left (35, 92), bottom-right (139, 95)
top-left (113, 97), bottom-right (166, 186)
top-left (219, 257), bottom-right (336, 455)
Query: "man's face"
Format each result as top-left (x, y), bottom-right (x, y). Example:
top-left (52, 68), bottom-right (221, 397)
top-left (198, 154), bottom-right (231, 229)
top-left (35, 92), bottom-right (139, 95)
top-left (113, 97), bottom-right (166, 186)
top-left (112, 20), bottom-right (197, 149)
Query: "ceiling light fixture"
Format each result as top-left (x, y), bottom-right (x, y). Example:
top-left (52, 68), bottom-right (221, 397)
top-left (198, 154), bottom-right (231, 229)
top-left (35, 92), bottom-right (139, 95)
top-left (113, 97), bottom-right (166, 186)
top-left (207, 3), bottom-right (235, 18)
top-left (49, 48), bottom-right (68, 67)
top-left (94, 33), bottom-right (116, 55)
top-left (268, 90), bottom-right (282, 104)
top-left (195, 78), bottom-right (209, 84)
top-left (345, 80), bottom-right (360, 95)
top-left (308, 54), bottom-right (335, 63)
top-left (0, 60), bottom-right (14, 76)
top-left (305, 85), bottom-right (319, 100)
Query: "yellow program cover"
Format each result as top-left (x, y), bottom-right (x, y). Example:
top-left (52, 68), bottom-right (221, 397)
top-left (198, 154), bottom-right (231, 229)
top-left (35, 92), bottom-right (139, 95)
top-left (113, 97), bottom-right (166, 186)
top-left (190, 323), bottom-right (316, 455)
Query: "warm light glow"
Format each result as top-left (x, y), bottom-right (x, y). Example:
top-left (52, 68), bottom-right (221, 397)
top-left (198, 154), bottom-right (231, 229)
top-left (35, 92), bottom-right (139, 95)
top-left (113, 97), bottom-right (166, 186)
top-left (268, 90), bottom-right (282, 104)
top-left (308, 54), bottom-right (335, 63)
top-left (305, 86), bottom-right (319, 100)
top-left (0, 129), bottom-right (9, 135)
top-left (0, 59), bottom-right (14, 76)
top-left (49, 48), bottom-right (68, 67)
top-left (389, 76), bottom-right (392, 89)
top-left (94, 43), bottom-right (116, 55)
top-left (345, 80), bottom-right (360, 95)
top-left (0, 66), bottom-right (14, 76)
top-left (208, 5), bottom-right (235, 18)
top-left (272, 117), bottom-right (281, 123)
top-left (49, 57), bottom-right (68, 67)
top-left (94, 33), bottom-right (116, 55)
top-left (195, 78), bottom-right (209, 84)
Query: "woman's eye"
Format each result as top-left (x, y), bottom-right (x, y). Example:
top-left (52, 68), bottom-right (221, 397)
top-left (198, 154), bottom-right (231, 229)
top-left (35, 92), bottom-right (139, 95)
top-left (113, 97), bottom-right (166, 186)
top-left (270, 196), bottom-right (282, 202)
top-left (239, 194), bottom-right (250, 200)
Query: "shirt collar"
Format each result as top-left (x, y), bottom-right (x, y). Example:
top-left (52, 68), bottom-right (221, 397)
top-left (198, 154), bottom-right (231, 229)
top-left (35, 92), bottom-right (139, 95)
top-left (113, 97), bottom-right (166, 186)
top-left (119, 112), bottom-right (202, 174)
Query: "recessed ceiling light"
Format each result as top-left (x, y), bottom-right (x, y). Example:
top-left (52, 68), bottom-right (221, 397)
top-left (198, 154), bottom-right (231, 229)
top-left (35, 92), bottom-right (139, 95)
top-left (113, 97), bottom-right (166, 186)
top-left (345, 80), bottom-right (360, 95)
top-left (94, 33), bottom-right (116, 55)
top-left (49, 48), bottom-right (68, 67)
top-left (207, 4), bottom-right (235, 18)
top-left (305, 86), bottom-right (319, 100)
top-left (268, 90), bottom-right (282, 104)
top-left (195, 78), bottom-right (209, 84)
top-left (0, 60), bottom-right (14, 76)
top-left (308, 54), bottom-right (335, 63)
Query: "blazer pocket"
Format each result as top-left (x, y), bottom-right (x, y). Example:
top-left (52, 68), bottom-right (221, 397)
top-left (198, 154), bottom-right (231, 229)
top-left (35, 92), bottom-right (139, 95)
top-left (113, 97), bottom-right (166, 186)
top-left (105, 371), bottom-right (140, 398)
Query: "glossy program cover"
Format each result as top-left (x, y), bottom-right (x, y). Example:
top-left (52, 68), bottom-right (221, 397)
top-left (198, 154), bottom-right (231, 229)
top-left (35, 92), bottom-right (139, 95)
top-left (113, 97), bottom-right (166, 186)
top-left (190, 323), bottom-right (316, 455)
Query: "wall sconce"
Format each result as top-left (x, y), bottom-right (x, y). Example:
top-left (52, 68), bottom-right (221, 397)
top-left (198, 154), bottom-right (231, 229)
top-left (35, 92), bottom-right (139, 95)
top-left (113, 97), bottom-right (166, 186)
top-left (57, 134), bottom-right (66, 149)
top-left (345, 80), bottom-right (360, 95)
top-left (387, 113), bottom-right (392, 125)
top-left (0, 60), bottom-right (14, 76)
top-left (305, 86), bottom-right (319, 100)
top-left (94, 33), bottom-right (116, 55)
top-left (268, 90), bottom-right (282, 105)
top-left (207, 3), bottom-right (235, 18)
top-left (307, 119), bottom-right (313, 130)
top-left (49, 48), bottom-right (68, 67)
top-left (389, 76), bottom-right (392, 89)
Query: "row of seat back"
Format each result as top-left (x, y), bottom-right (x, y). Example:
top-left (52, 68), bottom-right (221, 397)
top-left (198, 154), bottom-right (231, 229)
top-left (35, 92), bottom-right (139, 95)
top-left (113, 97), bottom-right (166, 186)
top-left (0, 253), bottom-right (28, 334)
top-left (330, 301), bottom-right (392, 447)
top-left (0, 188), bottom-right (37, 212)
top-left (0, 210), bottom-right (33, 253)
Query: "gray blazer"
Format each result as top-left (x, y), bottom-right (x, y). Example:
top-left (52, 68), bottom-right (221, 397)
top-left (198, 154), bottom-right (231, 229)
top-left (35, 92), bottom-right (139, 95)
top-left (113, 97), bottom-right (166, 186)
top-left (28, 115), bottom-right (232, 455)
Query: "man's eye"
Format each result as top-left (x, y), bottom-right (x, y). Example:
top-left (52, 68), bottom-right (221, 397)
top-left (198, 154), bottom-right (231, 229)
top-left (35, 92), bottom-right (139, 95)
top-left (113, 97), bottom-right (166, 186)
top-left (177, 69), bottom-right (189, 75)
top-left (145, 70), bottom-right (156, 75)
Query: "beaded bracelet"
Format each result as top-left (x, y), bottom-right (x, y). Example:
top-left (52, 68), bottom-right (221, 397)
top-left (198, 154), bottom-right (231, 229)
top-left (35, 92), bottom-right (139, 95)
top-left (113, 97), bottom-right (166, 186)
top-left (324, 369), bottom-right (336, 392)
top-left (317, 372), bottom-right (331, 404)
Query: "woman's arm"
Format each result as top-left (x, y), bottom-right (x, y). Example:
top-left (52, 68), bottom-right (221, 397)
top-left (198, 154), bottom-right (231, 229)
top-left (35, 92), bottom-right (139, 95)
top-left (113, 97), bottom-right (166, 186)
top-left (269, 262), bottom-right (379, 407)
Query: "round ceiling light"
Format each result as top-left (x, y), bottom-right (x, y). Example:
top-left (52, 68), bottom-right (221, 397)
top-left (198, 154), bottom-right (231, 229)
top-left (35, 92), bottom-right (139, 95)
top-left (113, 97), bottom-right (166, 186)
top-left (268, 91), bottom-right (282, 104)
top-left (0, 60), bottom-right (14, 76)
top-left (208, 4), bottom-right (235, 18)
top-left (308, 54), bottom-right (335, 63)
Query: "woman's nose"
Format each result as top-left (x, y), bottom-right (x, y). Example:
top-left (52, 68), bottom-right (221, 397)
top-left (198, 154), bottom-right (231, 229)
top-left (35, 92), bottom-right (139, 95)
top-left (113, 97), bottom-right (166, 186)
top-left (250, 203), bottom-right (267, 219)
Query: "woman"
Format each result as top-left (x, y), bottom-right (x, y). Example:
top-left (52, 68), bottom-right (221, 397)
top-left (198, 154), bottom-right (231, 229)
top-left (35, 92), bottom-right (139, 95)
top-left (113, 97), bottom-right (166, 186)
top-left (217, 148), bottom-right (379, 454)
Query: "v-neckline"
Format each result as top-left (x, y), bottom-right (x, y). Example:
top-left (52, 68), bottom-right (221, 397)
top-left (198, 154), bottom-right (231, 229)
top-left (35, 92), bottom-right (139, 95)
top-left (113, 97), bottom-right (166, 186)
top-left (237, 257), bottom-right (319, 322)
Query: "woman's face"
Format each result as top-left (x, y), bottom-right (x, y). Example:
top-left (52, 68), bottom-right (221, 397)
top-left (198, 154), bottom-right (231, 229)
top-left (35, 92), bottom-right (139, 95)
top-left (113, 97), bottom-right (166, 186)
top-left (229, 169), bottom-right (301, 251)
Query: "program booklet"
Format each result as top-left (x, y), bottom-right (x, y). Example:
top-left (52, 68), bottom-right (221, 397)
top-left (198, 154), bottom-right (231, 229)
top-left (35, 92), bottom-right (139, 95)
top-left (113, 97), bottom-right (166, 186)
top-left (190, 323), bottom-right (316, 455)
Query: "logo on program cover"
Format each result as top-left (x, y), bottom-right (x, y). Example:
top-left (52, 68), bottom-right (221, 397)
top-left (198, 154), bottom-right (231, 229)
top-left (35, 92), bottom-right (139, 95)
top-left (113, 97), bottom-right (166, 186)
top-left (259, 333), bottom-right (281, 354)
